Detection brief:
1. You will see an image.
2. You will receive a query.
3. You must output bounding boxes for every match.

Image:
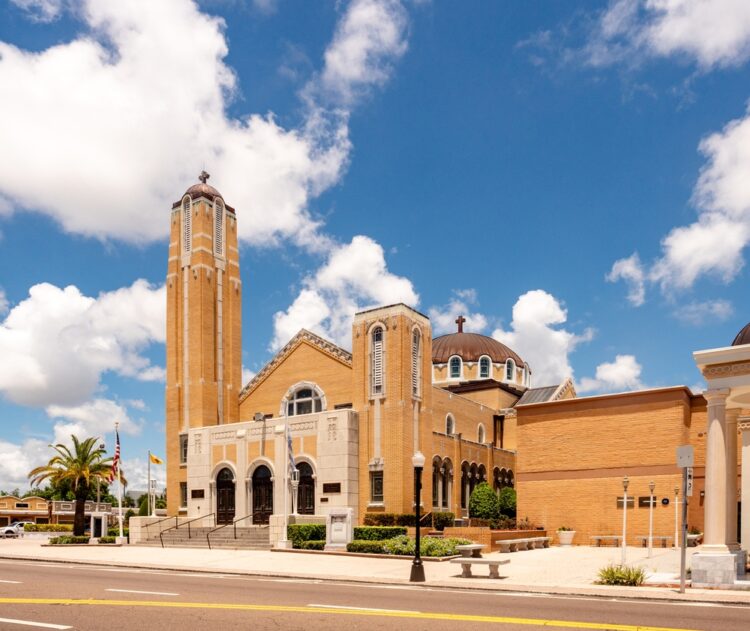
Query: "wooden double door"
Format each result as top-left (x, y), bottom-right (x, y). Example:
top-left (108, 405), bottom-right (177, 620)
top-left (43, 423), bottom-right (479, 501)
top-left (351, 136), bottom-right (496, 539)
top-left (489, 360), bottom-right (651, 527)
top-left (252, 465), bottom-right (273, 525)
top-left (216, 467), bottom-right (235, 525)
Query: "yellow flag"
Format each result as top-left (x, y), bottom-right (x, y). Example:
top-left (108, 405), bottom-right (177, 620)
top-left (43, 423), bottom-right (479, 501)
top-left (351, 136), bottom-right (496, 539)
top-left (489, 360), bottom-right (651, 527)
top-left (149, 453), bottom-right (164, 465)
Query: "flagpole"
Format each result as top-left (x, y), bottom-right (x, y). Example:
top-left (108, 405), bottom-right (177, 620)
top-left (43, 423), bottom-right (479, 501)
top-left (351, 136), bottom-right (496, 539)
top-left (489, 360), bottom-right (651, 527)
top-left (148, 450), bottom-right (152, 517)
top-left (116, 422), bottom-right (124, 541)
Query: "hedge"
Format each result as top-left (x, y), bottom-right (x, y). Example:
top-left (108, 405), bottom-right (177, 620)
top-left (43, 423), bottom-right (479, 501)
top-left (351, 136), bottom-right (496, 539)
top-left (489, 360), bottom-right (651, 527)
top-left (288, 524), bottom-right (326, 549)
top-left (363, 513), bottom-right (417, 527)
top-left (382, 535), bottom-right (472, 557)
top-left (432, 512), bottom-right (454, 531)
top-left (49, 536), bottom-right (90, 545)
top-left (352, 526), bottom-right (406, 541)
top-left (24, 524), bottom-right (72, 532)
top-left (346, 540), bottom-right (386, 554)
top-left (99, 536), bottom-right (117, 544)
top-left (300, 540), bottom-right (325, 551)
top-left (107, 527), bottom-right (129, 538)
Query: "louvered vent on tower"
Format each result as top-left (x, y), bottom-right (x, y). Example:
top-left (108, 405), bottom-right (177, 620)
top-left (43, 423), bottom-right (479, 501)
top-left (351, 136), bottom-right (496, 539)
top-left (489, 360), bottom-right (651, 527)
top-left (182, 197), bottom-right (192, 253)
top-left (214, 200), bottom-right (224, 257)
top-left (371, 326), bottom-right (384, 396)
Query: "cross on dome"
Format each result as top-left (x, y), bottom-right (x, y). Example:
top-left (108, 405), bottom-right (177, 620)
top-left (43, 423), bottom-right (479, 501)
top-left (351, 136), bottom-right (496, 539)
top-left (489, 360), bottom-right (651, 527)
top-left (455, 315), bottom-right (466, 333)
top-left (198, 170), bottom-right (210, 184)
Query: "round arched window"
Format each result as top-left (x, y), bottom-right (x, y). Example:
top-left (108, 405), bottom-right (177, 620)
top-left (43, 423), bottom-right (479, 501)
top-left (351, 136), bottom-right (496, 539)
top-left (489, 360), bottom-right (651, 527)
top-left (286, 387), bottom-right (323, 416)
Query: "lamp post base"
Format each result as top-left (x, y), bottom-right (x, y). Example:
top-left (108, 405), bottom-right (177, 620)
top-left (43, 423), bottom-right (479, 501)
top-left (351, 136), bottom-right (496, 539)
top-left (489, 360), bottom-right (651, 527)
top-left (410, 561), bottom-right (425, 582)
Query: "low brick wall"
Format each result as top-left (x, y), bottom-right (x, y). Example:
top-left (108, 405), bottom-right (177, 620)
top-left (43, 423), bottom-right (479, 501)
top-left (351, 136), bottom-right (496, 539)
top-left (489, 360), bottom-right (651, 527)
top-left (442, 527), bottom-right (547, 552)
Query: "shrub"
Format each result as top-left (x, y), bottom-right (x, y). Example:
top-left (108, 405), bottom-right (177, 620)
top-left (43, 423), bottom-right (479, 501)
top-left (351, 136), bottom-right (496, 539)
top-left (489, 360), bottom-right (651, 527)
top-left (353, 526), bottom-right (406, 541)
top-left (49, 536), bottom-right (90, 545)
top-left (300, 540), bottom-right (325, 551)
top-left (381, 535), bottom-right (473, 557)
top-left (498, 487), bottom-right (517, 518)
top-left (395, 514), bottom-right (417, 527)
top-left (469, 482), bottom-right (500, 520)
top-left (363, 513), bottom-right (396, 526)
top-left (596, 564), bottom-right (646, 586)
top-left (99, 536), bottom-right (116, 544)
top-left (557, 526), bottom-right (573, 532)
top-left (288, 524), bottom-right (326, 549)
top-left (124, 509), bottom-right (136, 524)
top-left (107, 527), bottom-right (129, 538)
top-left (489, 516), bottom-right (516, 530)
top-left (432, 512), bottom-right (454, 531)
top-left (24, 524), bottom-right (72, 532)
top-left (347, 540), bottom-right (386, 554)
top-left (516, 517), bottom-right (539, 531)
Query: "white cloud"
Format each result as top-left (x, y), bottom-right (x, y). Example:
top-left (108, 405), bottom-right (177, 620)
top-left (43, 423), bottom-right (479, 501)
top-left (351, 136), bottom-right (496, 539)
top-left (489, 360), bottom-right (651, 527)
top-left (491, 290), bottom-right (594, 387)
top-left (673, 298), bottom-right (734, 326)
top-left (0, 437), bottom-right (51, 492)
top-left (586, 0), bottom-right (750, 70)
top-left (46, 398), bottom-right (141, 445)
top-left (0, 0), bottom-right (409, 249)
top-left (10, 0), bottom-right (63, 22)
top-left (0, 279), bottom-right (165, 407)
top-left (242, 366), bottom-right (256, 385)
top-left (428, 289), bottom-right (489, 336)
top-left (610, 103), bottom-right (750, 301)
top-left (272, 235), bottom-right (418, 350)
top-left (120, 456), bottom-right (167, 492)
top-left (0, 288), bottom-right (8, 316)
top-left (606, 253), bottom-right (645, 306)
top-left (578, 354), bottom-right (644, 394)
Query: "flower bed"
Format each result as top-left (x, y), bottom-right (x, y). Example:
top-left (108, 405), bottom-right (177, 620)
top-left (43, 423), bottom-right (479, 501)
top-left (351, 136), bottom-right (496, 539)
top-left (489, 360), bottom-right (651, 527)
top-left (346, 535), bottom-right (471, 557)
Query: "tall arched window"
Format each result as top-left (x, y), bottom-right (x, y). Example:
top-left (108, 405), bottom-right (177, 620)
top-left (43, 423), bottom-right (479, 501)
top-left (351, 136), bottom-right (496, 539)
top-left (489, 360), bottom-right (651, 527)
top-left (182, 197), bottom-right (192, 253)
top-left (505, 359), bottom-right (515, 382)
top-left (477, 424), bottom-right (485, 444)
top-left (286, 386), bottom-right (323, 416)
top-left (449, 356), bottom-right (462, 379)
top-left (446, 414), bottom-right (455, 435)
top-left (371, 325), bottom-right (384, 396)
top-left (479, 356), bottom-right (490, 379)
top-left (214, 199), bottom-right (224, 257)
top-left (411, 328), bottom-right (421, 398)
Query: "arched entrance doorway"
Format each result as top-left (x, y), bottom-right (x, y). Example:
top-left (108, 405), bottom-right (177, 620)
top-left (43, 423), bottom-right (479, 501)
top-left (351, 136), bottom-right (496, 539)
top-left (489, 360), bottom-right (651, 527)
top-left (252, 465), bottom-right (273, 525)
top-left (216, 467), bottom-right (235, 525)
top-left (297, 462), bottom-right (315, 515)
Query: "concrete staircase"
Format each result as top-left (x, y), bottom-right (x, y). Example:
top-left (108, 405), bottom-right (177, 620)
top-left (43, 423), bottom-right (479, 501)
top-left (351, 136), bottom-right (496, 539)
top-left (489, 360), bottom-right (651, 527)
top-left (138, 525), bottom-right (271, 550)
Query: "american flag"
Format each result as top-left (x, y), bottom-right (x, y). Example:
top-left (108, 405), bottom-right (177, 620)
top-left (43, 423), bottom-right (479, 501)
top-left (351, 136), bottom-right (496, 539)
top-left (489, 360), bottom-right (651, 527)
top-left (286, 425), bottom-right (295, 475)
top-left (108, 429), bottom-right (120, 483)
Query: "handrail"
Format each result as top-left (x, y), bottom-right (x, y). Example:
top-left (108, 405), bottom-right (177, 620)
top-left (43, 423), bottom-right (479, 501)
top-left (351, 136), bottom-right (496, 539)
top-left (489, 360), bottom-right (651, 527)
top-left (419, 511), bottom-right (432, 527)
top-left (145, 515), bottom-right (178, 542)
top-left (206, 513), bottom-right (254, 550)
top-left (159, 513), bottom-right (214, 548)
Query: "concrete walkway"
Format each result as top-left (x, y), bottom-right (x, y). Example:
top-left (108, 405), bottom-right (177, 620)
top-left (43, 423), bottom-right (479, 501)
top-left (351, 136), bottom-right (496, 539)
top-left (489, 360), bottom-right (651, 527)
top-left (1, 539), bottom-right (749, 605)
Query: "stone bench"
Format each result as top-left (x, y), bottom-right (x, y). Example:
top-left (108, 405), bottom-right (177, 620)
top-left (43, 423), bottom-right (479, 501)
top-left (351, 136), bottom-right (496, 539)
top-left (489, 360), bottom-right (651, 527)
top-left (687, 533), bottom-right (703, 547)
top-left (495, 537), bottom-right (550, 552)
top-left (590, 535), bottom-right (621, 547)
top-left (450, 557), bottom-right (510, 578)
top-left (639, 536), bottom-right (672, 548)
top-left (455, 544), bottom-right (485, 558)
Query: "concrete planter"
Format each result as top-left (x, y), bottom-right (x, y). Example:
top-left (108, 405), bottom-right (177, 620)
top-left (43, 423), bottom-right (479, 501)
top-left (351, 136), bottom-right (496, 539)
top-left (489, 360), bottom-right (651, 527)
top-left (557, 530), bottom-right (575, 546)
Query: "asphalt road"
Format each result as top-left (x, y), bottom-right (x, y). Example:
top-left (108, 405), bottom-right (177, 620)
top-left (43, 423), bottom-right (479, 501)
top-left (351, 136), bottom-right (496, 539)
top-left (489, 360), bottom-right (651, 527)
top-left (0, 560), bottom-right (747, 631)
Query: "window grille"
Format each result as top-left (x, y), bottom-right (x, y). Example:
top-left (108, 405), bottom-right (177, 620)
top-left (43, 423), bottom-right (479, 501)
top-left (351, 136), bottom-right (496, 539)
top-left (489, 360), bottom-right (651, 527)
top-left (370, 471), bottom-right (383, 503)
top-left (179, 434), bottom-right (188, 464)
top-left (182, 197), bottom-right (192, 253)
top-left (214, 200), bottom-right (224, 256)
top-left (479, 357), bottom-right (490, 379)
top-left (449, 356), bottom-right (461, 379)
top-left (411, 330), bottom-right (420, 397)
top-left (371, 327), bottom-right (384, 396)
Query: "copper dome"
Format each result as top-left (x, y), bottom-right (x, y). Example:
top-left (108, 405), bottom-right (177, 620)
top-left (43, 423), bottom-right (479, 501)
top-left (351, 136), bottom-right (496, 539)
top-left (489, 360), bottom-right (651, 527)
top-left (172, 171), bottom-right (234, 211)
top-left (732, 322), bottom-right (750, 346)
top-left (432, 332), bottom-right (524, 365)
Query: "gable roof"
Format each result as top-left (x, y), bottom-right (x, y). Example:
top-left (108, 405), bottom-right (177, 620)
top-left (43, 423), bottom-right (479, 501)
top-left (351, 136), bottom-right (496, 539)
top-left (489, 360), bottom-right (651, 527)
top-left (516, 378), bottom-right (576, 406)
top-left (238, 329), bottom-right (352, 403)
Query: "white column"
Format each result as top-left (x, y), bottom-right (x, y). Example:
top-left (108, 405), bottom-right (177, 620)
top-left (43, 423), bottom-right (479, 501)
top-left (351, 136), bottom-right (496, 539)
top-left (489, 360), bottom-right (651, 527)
top-left (702, 389), bottom-right (730, 552)
top-left (741, 419), bottom-right (750, 554)
top-left (726, 409), bottom-right (740, 549)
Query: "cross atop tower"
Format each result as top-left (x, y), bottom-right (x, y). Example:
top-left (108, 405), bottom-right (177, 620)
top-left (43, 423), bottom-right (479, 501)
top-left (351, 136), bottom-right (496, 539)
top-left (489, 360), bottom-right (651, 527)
top-left (455, 315), bottom-right (466, 333)
top-left (198, 170), bottom-right (210, 184)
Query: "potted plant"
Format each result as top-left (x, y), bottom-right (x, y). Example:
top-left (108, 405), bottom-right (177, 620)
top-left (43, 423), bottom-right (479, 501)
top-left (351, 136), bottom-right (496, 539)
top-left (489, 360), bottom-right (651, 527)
top-left (557, 526), bottom-right (575, 546)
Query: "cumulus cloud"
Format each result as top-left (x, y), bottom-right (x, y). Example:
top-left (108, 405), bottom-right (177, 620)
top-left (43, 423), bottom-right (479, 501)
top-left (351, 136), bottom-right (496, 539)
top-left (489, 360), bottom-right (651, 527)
top-left (10, 0), bottom-right (63, 22)
top-left (0, 288), bottom-right (8, 316)
top-left (492, 290), bottom-right (594, 387)
top-left (578, 354), bottom-right (644, 394)
top-left (0, 279), bottom-right (165, 407)
top-left (610, 103), bottom-right (750, 301)
top-left (0, 437), bottom-right (51, 491)
top-left (585, 0), bottom-right (750, 70)
top-left (673, 299), bottom-right (734, 326)
top-left (121, 456), bottom-right (167, 492)
top-left (0, 0), bottom-right (408, 249)
top-left (272, 235), bottom-right (418, 350)
top-left (46, 398), bottom-right (142, 444)
top-left (428, 289), bottom-right (489, 336)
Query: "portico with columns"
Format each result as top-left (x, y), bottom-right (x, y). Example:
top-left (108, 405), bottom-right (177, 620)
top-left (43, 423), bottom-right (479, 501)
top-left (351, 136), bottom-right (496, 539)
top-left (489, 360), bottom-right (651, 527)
top-left (692, 322), bottom-right (750, 588)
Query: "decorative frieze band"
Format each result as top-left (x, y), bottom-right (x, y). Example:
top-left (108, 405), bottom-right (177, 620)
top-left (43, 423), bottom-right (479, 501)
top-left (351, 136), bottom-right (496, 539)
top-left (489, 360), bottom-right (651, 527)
top-left (702, 362), bottom-right (750, 379)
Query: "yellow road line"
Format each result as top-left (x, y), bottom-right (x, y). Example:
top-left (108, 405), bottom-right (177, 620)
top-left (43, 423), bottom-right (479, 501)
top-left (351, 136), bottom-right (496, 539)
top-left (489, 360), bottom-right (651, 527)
top-left (0, 598), bottom-right (701, 631)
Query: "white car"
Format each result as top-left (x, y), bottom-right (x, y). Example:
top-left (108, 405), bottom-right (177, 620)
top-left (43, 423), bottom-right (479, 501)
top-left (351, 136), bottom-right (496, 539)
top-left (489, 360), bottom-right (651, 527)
top-left (0, 521), bottom-right (35, 538)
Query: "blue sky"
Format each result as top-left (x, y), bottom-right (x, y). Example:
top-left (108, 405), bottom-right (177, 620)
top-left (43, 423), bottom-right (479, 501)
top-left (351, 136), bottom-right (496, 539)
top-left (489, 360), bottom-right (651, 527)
top-left (1, 0), bottom-right (750, 491)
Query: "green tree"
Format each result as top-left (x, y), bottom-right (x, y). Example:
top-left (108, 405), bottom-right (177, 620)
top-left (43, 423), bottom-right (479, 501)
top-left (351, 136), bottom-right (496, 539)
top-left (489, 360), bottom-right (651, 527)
top-left (468, 482), bottom-right (500, 520)
top-left (28, 436), bottom-right (121, 536)
top-left (498, 487), bottom-right (517, 518)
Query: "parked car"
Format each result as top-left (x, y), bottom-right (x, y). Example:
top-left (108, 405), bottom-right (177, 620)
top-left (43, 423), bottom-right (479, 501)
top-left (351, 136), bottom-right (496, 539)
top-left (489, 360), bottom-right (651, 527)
top-left (0, 521), bottom-right (35, 538)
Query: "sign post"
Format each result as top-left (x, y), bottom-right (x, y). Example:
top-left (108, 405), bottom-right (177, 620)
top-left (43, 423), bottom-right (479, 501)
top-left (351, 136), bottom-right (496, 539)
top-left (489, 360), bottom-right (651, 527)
top-left (676, 445), bottom-right (694, 594)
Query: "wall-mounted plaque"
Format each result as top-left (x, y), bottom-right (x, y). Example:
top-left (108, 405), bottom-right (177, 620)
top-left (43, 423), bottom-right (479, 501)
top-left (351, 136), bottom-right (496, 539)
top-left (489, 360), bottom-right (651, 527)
top-left (191, 489), bottom-right (205, 499)
top-left (638, 496), bottom-right (657, 508)
top-left (320, 497), bottom-right (329, 503)
top-left (616, 497), bottom-right (635, 508)
top-left (323, 483), bottom-right (341, 494)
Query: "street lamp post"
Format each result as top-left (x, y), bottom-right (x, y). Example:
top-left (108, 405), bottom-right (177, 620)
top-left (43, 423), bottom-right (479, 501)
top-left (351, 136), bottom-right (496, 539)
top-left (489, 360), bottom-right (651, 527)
top-left (648, 480), bottom-right (655, 558)
top-left (410, 451), bottom-right (426, 582)
top-left (673, 485), bottom-right (679, 550)
top-left (621, 476), bottom-right (629, 565)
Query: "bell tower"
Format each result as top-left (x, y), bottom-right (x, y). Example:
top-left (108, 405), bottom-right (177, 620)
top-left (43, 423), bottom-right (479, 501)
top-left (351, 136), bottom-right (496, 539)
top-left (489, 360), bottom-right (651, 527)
top-left (165, 172), bottom-right (242, 515)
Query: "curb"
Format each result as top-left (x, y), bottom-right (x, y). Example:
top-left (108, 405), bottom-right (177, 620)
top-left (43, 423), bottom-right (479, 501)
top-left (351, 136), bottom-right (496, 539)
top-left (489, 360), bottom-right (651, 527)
top-left (2, 552), bottom-right (750, 606)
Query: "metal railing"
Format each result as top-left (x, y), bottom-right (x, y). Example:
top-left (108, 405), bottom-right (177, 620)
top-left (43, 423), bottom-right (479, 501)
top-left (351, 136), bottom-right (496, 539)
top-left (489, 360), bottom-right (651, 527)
top-left (159, 513), bottom-right (214, 548)
top-left (144, 515), bottom-right (178, 542)
top-left (206, 514), bottom-right (255, 550)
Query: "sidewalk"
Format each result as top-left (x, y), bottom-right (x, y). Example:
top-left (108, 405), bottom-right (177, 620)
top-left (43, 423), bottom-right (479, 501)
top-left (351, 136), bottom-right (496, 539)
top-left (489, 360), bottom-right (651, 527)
top-left (1, 539), bottom-right (749, 605)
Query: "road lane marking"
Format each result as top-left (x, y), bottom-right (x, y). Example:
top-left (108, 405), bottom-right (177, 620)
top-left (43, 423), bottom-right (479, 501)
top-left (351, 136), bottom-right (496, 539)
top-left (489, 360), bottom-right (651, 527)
top-left (308, 603), bottom-right (420, 613)
top-left (0, 618), bottom-right (71, 630)
top-left (0, 579), bottom-right (23, 583)
top-left (105, 589), bottom-right (180, 596)
top-left (0, 598), bottom-right (702, 630)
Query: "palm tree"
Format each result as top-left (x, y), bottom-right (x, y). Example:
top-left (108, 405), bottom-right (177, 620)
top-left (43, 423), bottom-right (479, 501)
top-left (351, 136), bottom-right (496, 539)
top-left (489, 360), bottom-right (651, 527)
top-left (28, 436), bottom-right (122, 536)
